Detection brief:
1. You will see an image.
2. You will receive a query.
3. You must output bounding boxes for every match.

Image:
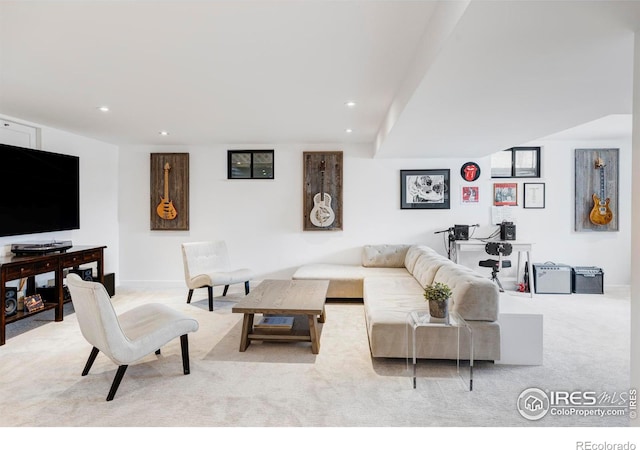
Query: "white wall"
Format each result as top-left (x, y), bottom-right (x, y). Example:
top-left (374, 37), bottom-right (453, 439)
top-left (629, 31), bottom-right (639, 428)
top-left (0, 115), bottom-right (629, 290)
top-left (516, 137), bottom-right (632, 285)
top-left (0, 115), bottom-right (120, 283)
top-left (119, 138), bottom-right (631, 288)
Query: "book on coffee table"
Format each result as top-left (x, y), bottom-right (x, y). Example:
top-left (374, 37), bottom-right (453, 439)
top-left (255, 316), bottom-right (294, 331)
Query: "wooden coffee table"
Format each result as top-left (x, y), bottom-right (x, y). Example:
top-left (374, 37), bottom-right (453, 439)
top-left (231, 279), bottom-right (329, 354)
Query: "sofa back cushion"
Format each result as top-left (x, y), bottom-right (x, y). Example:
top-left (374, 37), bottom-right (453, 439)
top-left (411, 253), bottom-right (455, 287)
top-left (362, 244), bottom-right (411, 268)
top-left (404, 245), bottom-right (450, 273)
top-left (433, 264), bottom-right (499, 321)
top-left (404, 245), bottom-right (435, 273)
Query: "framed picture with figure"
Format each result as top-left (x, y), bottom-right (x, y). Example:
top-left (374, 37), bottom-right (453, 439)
top-left (461, 186), bottom-right (479, 204)
top-left (400, 169), bottom-right (450, 209)
top-left (493, 182), bottom-right (517, 206)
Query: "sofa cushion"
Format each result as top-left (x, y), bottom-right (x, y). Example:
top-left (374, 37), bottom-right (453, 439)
top-left (404, 245), bottom-right (432, 274)
top-left (361, 244), bottom-right (411, 268)
top-left (292, 263), bottom-right (409, 298)
top-left (433, 264), bottom-right (499, 322)
top-left (411, 252), bottom-right (454, 287)
top-left (363, 276), bottom-right (500, 360)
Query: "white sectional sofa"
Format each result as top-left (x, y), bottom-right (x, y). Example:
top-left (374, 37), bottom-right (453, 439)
top-left (293, 244), bottom-right (501, 361)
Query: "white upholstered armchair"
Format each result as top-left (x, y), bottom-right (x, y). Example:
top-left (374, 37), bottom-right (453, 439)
top-left (181, 241), bottom-right (253, 311)
top-left (66, 274), bottom-right (199, 401)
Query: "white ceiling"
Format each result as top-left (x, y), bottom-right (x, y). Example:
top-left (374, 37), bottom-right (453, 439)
top-left (0, 1), bottom-right (639, 158)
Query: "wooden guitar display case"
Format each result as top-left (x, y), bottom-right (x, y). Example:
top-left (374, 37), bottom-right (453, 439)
top-left (303, 151), bottom-right (343, 231)
top-left (150, 153), bottom-right (189, 230)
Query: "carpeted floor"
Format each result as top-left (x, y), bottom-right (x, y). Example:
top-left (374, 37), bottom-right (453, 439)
top-left (0, 283), bottom-right (630, 429)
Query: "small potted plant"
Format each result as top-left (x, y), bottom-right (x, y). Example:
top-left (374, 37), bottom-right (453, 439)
top-left (423, 282), bottom-right (452, 319)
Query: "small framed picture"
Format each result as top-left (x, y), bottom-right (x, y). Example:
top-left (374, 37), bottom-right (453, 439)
top-left (400, 169), bottom-right (450, 209)
top-left (493, 182), bottom-right (518, 206)
top-left (461, 186), bottom-right (479, 204)
top-left (524, 182), bottom-right (545, 209)
top-left (24, 294), bottom-right (44, 313)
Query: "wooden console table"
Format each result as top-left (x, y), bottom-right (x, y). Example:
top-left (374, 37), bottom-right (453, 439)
top-left (0, 245), bottom-right (106, 346)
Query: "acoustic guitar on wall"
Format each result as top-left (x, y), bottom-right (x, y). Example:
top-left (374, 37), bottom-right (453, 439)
top-left (156, 162), bottom-right (178, 220)
top-left (589, 156), bottom-right (613, 226)
top-left (309, 159), bottom-right (335, 228)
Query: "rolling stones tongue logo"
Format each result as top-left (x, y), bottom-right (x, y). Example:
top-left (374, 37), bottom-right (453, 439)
top-left (460, 162), bottom-right (480, 182)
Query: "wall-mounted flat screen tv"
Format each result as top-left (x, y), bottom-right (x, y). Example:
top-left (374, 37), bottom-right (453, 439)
top-left (0, 143), bottom-right (80, 237)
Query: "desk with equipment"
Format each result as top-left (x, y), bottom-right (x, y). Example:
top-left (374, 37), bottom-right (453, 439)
top-left (436, 224), bottom-right (543, 363)
top-left (454, 239), bottom-right (533, 297)
top-left (436, 222), bottom-right (531, 297)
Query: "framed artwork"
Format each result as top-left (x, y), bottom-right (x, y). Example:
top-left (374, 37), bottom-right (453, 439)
top-left (303, 151), bottom-right (343, 231)
top-left (227, 150), bottom-right (274, 179)
top-left (461, 186), bottom-right (479, 204)
top-left (150, 152), bottom-right (189, 230)
top-left (493, 182), bottom-right (517, 206)
top-left (460, 162), bottom-right (481, 182)
top-left (400, 169), bottom-right (450, 209)
top-left (523, 183), bottom-right (545, 209)
top-left (575, 148), bottom-right (619, 232)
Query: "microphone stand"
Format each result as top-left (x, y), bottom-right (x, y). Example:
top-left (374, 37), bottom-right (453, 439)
top-left (434, 227), bottom-right (455, 259)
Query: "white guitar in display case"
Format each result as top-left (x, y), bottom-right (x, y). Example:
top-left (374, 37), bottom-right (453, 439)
top-left (309, 159), bottom-right (335, 228)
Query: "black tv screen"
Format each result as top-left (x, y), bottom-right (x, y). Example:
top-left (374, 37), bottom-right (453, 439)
top-left (0, 143), bottom-right (79, 237)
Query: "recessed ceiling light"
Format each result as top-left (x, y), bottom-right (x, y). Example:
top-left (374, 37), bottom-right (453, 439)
top-left (159, 130), bottom-right (169, 136)
top-left (345, 101), bottom-right (356, 108)
top-left (345, 128), bottom-right (353, 133)
top-left (97, 106), bottom-right (110, 112)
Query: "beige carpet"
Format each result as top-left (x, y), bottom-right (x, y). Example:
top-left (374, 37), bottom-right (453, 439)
top-left (0, 283), bottom-right (630, 428)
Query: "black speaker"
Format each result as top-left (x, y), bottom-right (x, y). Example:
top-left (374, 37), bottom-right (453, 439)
top-left (103, 273), bottom-right (115, 297)
top-left (36, 286), bottom-right (57, 303)
top-left (572, 267), bottom-right (604, 294)
top-left (500, 222), bottom-right (516, 240)
top-left (70, 268), bottom-right (94, 281)
top-left (453, 225), bottom-right (469, 240)
top-left (5, 287), bottom-right (18, 317)
top-left (35, 285), bottom-right (72, 303)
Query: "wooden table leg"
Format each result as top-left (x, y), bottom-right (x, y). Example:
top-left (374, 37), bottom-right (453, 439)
top-left (308, 314), bottom-right (320, 354)
top-left (55, 268), bottom-right (64, 322)
top-left (0, 282), bottom-right (5, 346)
top-left (319, 306), bottom-right (326, 323)
top-left (239, 313), bottom-right (254, 352)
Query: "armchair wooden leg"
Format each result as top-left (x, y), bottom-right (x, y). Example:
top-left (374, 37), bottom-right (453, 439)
top-left (82, 347), bottom-right (100, 376)
top-left (207, 286), bottom-right (214, 311)
top-left (106, 365), bottom-right (128, 401)
top-left (244, 281), bottom-right (250, 295)
top-left (187, 289), bottom-right (194, 304)
top-left (223, 285), bottom-right (229, 296)
top-left (180, 334), bottom-right (190, 375)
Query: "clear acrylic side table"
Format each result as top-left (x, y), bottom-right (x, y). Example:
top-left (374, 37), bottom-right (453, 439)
top-left (406, 310), bottom-right (474, 391)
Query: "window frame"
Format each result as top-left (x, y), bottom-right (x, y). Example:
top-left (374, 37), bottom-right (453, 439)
top-left (227, 149), bottom-right (274, 180)
top-left (491, 147), bottom-right (541, 178)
